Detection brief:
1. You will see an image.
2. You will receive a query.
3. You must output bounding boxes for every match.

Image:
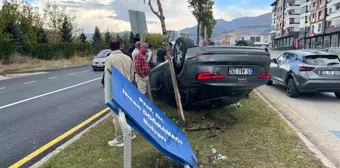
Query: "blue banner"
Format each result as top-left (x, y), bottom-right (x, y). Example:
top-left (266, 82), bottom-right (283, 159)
top-left (107, 66), bottom-right (197, 168)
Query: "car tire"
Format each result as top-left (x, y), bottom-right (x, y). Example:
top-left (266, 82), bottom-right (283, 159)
top-left (286, 78), bottom-right (300, 98)
top-left (335, 92), bottom-right (340, 99)
top-left (266, 79), bottom-right (273, 85)
top-left (173, 37), bottom-right (195, 74)
top-left (93, 68), bottom-right (97, 71)
top-left (235, 40), bottom-right (255, 46)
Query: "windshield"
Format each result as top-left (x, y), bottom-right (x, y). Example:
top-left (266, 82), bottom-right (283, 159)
top-left (96, 50), bottom-right (111, 58)
top-left (304, 55), bottom-right (340, 66)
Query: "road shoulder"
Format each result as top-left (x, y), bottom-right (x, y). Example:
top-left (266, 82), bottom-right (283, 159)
top-left (255, 89), bottom-right (339, 168)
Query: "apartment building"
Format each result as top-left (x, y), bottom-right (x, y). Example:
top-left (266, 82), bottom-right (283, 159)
top-left (299, 0), bottom-right (311, 40)
top-left (325, 0), bottom-right (340, 47)
top-left (271, 0), bottom-right (301, 49)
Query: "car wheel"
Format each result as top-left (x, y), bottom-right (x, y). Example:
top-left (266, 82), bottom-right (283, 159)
top-left (335, 92), bottom-right (340, 99)
top-left (266, 79), bottom-right (273, 85)
top-left (93, 68), bottom-right (97, 71)
top-left (286, 78), bottom-right (300, 98)
top-left (173, 37), bottom-right (195, 74)
top-left (235, 40), bottom-right (255, 46)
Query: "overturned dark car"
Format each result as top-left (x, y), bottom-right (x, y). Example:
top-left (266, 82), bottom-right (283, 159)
top-left (149, 38), bottom-right (271, 109)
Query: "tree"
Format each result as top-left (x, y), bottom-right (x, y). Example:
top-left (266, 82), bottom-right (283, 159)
top-left (116, 33), bottom-right (120, 39)
top-left (148, 0), bottom-right (167, 36)
top-left (188, 0), bottom-right (216, 44)
top-left (129, 32), bottom-right (135, 44)
top-left (37, 27), bottom-right (48, 43)
top-left (43, 1), bottom-right (66, 43)
top-left (104, 29), bottom-right (111, 43)
top-left (92, 26), bottom-right (102, 44)
top-left (79, 32), bottom-right (87, 43)
top-left (60, 16), bottom-right (73, 42)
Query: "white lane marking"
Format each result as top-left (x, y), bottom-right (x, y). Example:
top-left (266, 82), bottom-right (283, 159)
top-left (81, 70), bottom-right (89, 72)
top-left (0, 78), bottom-right (101, 110)
top-left (48, 76), bottom-right (58, 80)
top-left (0, 87), bottom-right (5, 90)
top-left (68, 73), bottom-right (76, 76)
top-left (23, 81), bottom-right (36, 85)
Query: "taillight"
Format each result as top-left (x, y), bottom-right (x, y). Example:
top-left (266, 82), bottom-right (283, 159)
top-left (257, 72), bottom-right (270, 80)
top-left (197, 72), bottom-right (226, 80)
top-left (196, 52), bottom-right (213, 56)
top-left (299, 66), bottom-right (315, 71)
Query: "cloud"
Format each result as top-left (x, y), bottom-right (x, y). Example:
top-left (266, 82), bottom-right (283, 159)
top-left (21, 0), bottom-right (271, 34)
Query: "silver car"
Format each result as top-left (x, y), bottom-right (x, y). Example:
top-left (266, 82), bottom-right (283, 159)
top-left (91, 49), bottom-right (111, 71)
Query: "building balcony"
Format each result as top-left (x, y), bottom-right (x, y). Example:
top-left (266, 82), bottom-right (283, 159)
top-left (327, 0), bottom-right (340, 7)
top-left (286, 4), bottom-right (300, 12)
top-left (327, 10), bottom-right (340, 20)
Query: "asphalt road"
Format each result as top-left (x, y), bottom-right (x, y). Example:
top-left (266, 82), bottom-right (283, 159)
top-left (0, 66), bottom-right (107, 167)
top-left (257, 49), bottom-right (340, 166)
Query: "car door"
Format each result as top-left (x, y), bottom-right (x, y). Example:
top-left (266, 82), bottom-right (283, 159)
top-left (279, 53), bottom-right (298, 84)
top-left (271, 53), bottom-right (287, 84)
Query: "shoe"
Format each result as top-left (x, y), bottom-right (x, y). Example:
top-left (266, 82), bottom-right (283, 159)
top-left (108, 139), bottom-right (124, 147)
top-left (131, 133), bottom-right (136, 140)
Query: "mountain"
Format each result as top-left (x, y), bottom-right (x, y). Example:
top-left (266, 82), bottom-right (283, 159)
top-left (180, 12), bottom-right (272, 38)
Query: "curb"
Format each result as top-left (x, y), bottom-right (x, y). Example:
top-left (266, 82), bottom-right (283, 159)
top-left (0, 64), bottom-right (90, 75)
top-left (254, 89), bottom-right (336, 168)
top-left (30, 113), bottom-right (111, 168)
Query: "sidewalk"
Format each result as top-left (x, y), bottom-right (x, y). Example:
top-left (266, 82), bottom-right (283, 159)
top-left (38, 93), bottom-right (324, 168)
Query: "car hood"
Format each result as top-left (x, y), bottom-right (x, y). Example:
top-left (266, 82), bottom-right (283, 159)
top-left (92, 58), bottom-right (106, 62)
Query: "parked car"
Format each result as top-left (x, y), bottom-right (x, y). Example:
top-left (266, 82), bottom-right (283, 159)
top-left (267, 50), bottom-right (340, 98)
top-left (149, 37), bottom-right (271, 109)
top-left (91, 49), bottom-right (111, 71)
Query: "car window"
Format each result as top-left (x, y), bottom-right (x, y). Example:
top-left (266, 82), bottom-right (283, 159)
top-left (304, 55), bottom-right (340, 66)
top-left (277, 53), bottom-right (288, 64)
top-left (285, 53), bottom-right (298, 63)
top-left (96, 50), bottom-right (111, 58)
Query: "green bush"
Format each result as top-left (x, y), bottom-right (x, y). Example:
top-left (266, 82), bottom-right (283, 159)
top-left (1, 40), bottom-right (108, 62)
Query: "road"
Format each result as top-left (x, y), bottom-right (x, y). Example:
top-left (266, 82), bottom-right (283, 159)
top-left (257, 49), bottom-right (340, 166)
top-left (0, 66), bottom-right (107, 167)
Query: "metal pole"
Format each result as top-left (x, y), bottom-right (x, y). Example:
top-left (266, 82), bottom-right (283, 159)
top-left (118, 109), bottom-right (132, 168)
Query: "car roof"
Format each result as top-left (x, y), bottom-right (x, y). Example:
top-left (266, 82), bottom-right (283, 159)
top-left (284, 50), bottom-right (331, 57)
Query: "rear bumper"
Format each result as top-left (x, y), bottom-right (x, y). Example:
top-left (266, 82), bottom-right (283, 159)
top-left (298, 80), bottom-right (340, 92)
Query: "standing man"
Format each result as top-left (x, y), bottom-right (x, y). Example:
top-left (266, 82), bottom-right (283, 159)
top-left (132, 41), bottom-right (141, 62)
top-left (103, 38), bottom-right (136, 147)
top-left (134, 42), bottom-right (150, 94)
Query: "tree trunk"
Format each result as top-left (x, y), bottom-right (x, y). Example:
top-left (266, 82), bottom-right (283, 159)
top-left (197, 21), bottom-right (200, 46)
top-left (157, 0), bottom-right (167, 36)
top-left (148, 0), bottom-right (167, 37)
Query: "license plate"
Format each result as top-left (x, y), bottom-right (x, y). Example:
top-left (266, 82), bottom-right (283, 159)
top-left (229, 67), bottom-right (253, 75)
top-left (320, 71), bottom-right (340, 76)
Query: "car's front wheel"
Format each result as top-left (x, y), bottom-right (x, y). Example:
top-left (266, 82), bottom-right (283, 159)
top-left (335, 92), bottom-right (340, 99)
top-left (286, 78), bottom-right (300, 98)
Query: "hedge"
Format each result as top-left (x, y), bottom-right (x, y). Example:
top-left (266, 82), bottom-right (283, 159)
top-left (0, 40), bottom-right (108, 62)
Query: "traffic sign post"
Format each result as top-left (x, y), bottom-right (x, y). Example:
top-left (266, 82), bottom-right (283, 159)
top-left (118, 109), bottom-right (132, 168)
top-left (106, 66), bottom-right (198, 168)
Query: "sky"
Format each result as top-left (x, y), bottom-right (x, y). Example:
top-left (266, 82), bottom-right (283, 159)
top-left (1, 0), bottom-right (272, 34)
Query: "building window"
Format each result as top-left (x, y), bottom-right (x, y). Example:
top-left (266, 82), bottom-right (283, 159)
top-left (313, 2), bottom-right (316, 7)
top-left (255, 37), bottom-right (261, 42)
top-left (318, 11), bottom-right (322, 20)
top-left (337, 6), bottom-right (340, 10)
top-left (331, 34), bottom-right (339, 47)
top-left (329, 8), bottom-right (332, 14)
top-left (318, 23), bottom-right (321, 32)
top-left (311, 25), bottom-right (315, 32)
top-left (250, 37), bottom-right (255, 42)
top-left (318, 0), bottom-right (322, 6)
top-left (305, 16), bottom-right (308, 23)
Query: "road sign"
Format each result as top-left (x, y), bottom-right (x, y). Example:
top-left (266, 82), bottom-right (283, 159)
top-left (128, 10), bottom-right (148, 42)
top-left (107, 66), bottom-right (197, 168)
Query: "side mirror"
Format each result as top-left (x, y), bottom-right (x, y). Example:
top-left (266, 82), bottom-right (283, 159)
top-left (271, 58), bottom-right (277, 64)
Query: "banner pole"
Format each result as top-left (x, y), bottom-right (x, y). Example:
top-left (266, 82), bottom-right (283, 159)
top-left (118, 109), bottom-right (132, 168)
